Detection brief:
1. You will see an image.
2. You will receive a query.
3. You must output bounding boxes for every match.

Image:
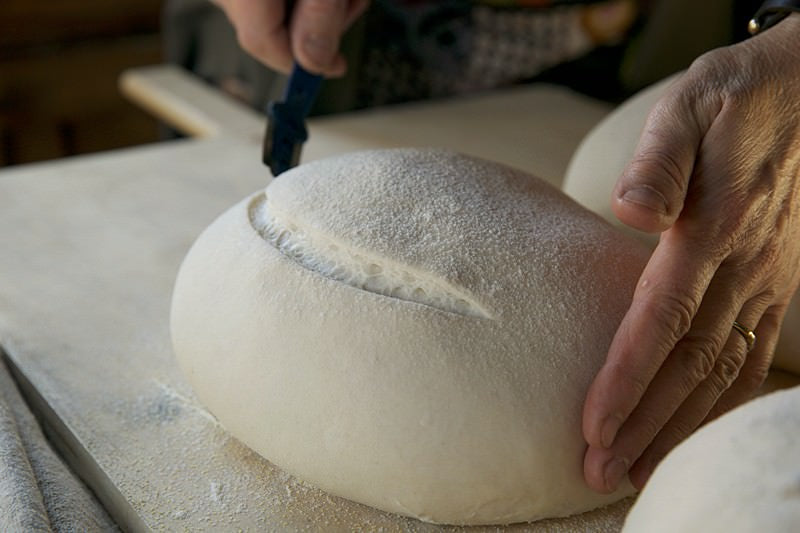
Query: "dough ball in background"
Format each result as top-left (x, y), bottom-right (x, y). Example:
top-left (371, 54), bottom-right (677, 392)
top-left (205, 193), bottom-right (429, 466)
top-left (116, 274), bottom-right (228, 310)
top-left (562, 73), bottom-right (800, 376)
top-left (562, 74), bottom-right (675, 249)
top-left (171, 149), bottom-right (649, 525)
top-left (622, 385), bottom-right (800, 533)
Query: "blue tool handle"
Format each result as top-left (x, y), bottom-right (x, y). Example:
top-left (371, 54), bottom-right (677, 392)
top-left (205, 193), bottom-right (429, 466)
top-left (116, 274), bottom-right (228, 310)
top-left (263, 63), bottom-right (324, 176)
top-left (281, 63), bottom-right (323, 116)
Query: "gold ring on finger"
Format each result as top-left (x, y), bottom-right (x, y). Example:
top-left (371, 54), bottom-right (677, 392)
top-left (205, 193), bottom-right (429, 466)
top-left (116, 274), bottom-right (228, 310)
top-left (732, 321), bottom-right (756, 352)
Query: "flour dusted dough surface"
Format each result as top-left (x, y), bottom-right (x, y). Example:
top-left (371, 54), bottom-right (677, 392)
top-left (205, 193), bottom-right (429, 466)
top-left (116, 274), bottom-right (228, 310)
top-left (622, 385), bottom-right (800, 532)
top-left (170, 149), bottom-right (648, 525)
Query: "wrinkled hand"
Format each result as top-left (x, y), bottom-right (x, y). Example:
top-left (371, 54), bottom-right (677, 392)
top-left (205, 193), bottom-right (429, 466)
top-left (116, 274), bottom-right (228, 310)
top-left (583, 14), bottom-right (800, 493)
top-left (212, 0), bottom-right (369, 76)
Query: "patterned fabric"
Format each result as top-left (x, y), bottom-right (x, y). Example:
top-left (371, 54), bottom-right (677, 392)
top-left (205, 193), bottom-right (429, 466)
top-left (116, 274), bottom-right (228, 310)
top-left (355, 0), bottom-right (638, 107)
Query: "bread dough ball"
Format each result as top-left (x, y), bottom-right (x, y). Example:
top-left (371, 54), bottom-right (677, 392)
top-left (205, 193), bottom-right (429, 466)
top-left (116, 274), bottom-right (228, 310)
top-left (562, 74), bottom-right (679, 247)
top-left (622, 385), bottom-right (800, 532)
top-left (563, 74), bottom-right (800, 376)
top-left (170, 149), bottom-right (648, 525)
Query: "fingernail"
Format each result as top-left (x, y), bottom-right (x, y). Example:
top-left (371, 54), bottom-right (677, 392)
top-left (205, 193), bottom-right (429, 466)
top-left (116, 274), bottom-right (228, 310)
top-left (621, 186), bottom-right (668, 215)
top-left (600, 414), bottom-right (622, 448)
top-left (603, 456), bottom-right (629, 492)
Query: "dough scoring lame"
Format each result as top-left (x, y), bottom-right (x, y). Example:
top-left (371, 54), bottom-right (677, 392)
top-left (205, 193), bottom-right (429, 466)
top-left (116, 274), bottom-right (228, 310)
top-left (170, 148), bottom-right (649, 525)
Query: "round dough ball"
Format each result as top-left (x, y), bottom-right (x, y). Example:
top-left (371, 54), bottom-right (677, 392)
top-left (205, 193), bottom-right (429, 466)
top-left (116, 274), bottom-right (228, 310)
top-left (622, 385), bottom-right (800, 532)
top-left (562, 73), bottom-right (800, 376)
top-left (170, 149), bottom-right (648, 525)
top-left (562, 73), bottom-right (679, 247)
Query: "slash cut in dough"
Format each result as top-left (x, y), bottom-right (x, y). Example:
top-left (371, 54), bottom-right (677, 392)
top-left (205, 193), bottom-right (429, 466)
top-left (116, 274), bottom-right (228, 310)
top-left (170, 149), bottom-right (649, 525)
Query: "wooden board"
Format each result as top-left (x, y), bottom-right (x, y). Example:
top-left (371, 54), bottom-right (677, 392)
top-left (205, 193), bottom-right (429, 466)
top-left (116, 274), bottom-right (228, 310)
top-left (120, 65), bottom-right (614, 188)
top-left (0, 134), bottom-right (638, 530)
top-left (4, 69), bottom-right (800, 530)
top-left (13, 73), bottom-right (797, 531)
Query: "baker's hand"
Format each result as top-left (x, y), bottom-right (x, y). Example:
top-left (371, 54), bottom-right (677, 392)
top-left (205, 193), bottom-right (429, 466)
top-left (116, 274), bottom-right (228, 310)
top-left (583, 13), bottom-right (800, 493)
top-left (212, 0), bottom-right (369, 76)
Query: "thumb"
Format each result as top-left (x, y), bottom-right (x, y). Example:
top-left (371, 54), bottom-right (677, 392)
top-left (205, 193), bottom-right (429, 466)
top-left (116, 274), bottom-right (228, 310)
top-left (291, 0), bottom-right (353, 77)
top-left (613, 82), bottom-right (717, 234)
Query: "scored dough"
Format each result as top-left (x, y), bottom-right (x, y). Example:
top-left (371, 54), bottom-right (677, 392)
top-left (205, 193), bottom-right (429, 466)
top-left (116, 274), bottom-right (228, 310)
top-left (622, 385), bottom-right (800, 532)
top-left (170, 149), bottom-right (648, 525)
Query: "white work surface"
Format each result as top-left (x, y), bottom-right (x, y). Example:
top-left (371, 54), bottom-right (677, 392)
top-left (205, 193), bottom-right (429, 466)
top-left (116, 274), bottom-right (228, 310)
top-left (0, 66), bottom-right (651, 531)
